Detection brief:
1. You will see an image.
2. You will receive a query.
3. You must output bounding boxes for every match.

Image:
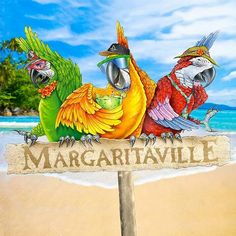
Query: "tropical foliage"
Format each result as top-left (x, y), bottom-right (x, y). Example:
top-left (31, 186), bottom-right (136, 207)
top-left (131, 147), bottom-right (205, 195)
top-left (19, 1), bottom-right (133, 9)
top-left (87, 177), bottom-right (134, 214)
top-left (0, 38), bottom-right (40, 110)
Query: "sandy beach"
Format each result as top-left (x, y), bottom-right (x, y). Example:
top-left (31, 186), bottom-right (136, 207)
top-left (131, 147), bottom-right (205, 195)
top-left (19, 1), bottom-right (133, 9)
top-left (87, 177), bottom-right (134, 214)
top-left (0, 163), bottom-right (236, 236)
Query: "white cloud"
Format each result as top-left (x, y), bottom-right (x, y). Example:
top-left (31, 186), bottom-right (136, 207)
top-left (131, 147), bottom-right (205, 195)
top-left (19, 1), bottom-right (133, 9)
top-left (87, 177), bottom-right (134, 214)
top-left (33, 0), bottom-right (89, 7)
top-left (25, 14), bottom-right (56, 21)
top-left (207, 88), bottom-right (236, 106)
top-left (222, 71), bottom-right (236, 81)
top-left (71, 55), bottom-right (101, 73)
top-left (33, 0), bottom-right (61, 4)
top-left (33, 0), bottom-right (236, 68)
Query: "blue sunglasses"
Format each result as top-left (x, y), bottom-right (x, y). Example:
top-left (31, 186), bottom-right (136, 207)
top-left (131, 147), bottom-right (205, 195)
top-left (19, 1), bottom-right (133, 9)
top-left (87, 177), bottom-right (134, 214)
top-left (97, 55), bottom-right (130, 73)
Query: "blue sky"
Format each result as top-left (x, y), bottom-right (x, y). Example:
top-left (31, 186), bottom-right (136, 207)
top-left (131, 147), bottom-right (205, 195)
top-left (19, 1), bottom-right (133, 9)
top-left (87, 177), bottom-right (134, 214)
top-left (1, 0), bottom-right (236, 106)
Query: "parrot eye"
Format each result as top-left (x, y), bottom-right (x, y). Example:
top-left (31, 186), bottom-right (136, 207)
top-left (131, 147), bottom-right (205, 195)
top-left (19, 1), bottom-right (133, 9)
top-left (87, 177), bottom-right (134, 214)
top-left (35, 61), bottom-right (46, 69)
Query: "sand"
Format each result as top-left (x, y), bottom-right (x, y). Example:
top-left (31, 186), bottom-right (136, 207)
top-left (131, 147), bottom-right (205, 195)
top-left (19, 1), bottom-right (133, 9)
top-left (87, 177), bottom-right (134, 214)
top-left (0, 164), bottom-right (236, 236)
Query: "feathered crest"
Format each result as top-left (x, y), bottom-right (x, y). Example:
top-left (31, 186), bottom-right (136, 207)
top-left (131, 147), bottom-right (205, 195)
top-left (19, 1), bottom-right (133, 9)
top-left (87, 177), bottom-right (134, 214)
top-left (195, 31), bottom-right (219, 49)
top-left (116, 21), bottom-right (129, 48)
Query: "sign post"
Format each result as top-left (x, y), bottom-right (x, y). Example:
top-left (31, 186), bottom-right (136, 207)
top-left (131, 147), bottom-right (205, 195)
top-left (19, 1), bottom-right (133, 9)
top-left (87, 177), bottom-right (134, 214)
top-left (5, 136), bottom-right (230, 235)
top-left (118, 171), bottom-right (137, 236)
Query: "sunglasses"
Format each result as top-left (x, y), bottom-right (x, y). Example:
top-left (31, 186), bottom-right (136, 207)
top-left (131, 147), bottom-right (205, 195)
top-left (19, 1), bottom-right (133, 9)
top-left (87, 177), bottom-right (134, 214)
top-left (97, 55), bottom-right (130, 73)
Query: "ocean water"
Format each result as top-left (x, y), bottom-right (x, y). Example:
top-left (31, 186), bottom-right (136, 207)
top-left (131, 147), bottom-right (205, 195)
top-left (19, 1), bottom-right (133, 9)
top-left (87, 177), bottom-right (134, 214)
top-left (191, 109), bottom-right (236, 131)
top-left (0, 110), bottom-right (235, 188)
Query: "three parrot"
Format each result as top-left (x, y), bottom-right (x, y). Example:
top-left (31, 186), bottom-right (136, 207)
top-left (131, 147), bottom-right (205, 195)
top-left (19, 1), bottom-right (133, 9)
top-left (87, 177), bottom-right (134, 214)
top-left (16, 22), bottom-right (218, 146)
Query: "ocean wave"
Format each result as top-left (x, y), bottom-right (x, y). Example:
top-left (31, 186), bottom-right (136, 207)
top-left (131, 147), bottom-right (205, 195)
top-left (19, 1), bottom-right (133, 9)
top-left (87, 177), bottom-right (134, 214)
top-left (0, 122), bottom-right (37, 128)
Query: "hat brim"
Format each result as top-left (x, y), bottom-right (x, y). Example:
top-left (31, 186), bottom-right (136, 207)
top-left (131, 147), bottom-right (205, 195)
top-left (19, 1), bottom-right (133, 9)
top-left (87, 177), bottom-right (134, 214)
top-left (99, 50), bottom-right (117, 56)
top-left (175, 54), bottom-right (218, 66)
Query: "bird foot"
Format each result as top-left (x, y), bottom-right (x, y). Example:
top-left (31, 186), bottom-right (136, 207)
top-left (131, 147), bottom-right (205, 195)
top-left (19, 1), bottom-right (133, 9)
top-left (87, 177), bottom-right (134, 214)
top-left (161, 132), bottom-right (182, 143)
top-left (80, 134), bottom-right (101, 147)
top-left (15, 130), bottom-right (38, 146)
top-left (129, 133), bottom-right (157, 147)
top-left (58, 135), bottom-right (75, 147)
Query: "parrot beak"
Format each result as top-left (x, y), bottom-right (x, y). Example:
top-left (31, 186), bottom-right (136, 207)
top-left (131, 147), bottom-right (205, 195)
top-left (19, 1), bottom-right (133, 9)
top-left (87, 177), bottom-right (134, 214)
top-left (97, 55), bottom-right (131, 92)
top-left (193, 66), bottom-right (216, 88)
top-left (30, 69), bottom-right (51, 88)
top-left (106, 61), bottom-right (130, 91)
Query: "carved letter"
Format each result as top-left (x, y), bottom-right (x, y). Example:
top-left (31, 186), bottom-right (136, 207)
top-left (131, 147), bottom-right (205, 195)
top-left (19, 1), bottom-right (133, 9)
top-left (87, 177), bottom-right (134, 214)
top-left (23, 146), bottom-right (51, 170)
top-left (81, 150), bottom-right (95, 166)
top-left (143, 148), bottom-right (158, 164)
top-left (171, 148), bottom-right (176, 163)
top-left (155, 148), bottom-right (169, 163)
top-left (111, 149), bottom-right (124, 165)
top-left (202, 140), bottom-right (218, 162)
top-left (96, 150), bottom-right (112, 167)
top-left (124, 149), bottom-right (130, 165)
top-left (69, 150), bottom-right (80, 167)
top-left (54, 152), bottom-right (68, 168)
top-left (177, 147), bottom-right (188, 163)
top-left (189, 146), bottom-right (201, 163)
top-left (131, 148), bottom-right (144, 164)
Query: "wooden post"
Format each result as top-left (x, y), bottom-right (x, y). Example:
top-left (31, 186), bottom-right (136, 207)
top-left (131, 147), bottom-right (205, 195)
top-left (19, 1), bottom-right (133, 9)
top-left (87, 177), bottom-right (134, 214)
top-left (118, 171), bottom-right (137, 236)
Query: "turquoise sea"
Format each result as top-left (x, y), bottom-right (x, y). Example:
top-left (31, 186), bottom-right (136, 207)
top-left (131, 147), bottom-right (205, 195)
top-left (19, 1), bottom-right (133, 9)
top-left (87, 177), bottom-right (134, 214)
top-left (0, 109), bottom-right (235, 132)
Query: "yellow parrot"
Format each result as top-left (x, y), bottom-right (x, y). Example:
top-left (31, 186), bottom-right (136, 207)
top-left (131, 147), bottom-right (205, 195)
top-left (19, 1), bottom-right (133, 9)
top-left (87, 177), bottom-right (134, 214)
top-left (56, 22), bottom-right (156, 145)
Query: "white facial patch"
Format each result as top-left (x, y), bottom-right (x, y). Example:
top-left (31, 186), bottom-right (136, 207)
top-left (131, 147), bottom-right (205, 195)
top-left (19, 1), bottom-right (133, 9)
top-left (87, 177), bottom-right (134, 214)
top-left (38, 62), bottom-right (55, 78)
top-left (175, 57), bottom-right (214, 88)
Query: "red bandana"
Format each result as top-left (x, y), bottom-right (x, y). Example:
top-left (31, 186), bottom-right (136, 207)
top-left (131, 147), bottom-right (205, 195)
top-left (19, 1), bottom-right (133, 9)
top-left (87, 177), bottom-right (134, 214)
top-left (38, 81), bottom-right (57, 98)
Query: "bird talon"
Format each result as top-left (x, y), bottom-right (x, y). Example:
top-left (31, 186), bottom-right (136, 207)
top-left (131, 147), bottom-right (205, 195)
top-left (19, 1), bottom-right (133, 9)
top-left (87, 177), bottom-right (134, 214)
top-left (71, 136), bottom-right (75, 147)
top-left (129, 135), bottom-right (136, 147)
top-left (65, 135), bottom-right (70, 147)
top-left (167, 132), bottom-right (174, 143)
top-left (161, 133), bottom-right (167, 143)
top-left (175, 133), bottom-right (182, 142)
top-left (148, 133), bottom-right (157, 145)
top-left (92, 135), bottom-right (101, 144)
top-left (15, 130), bottom-right (38, 146)
top-left (80, 135), bottom-right (86, 147)
top-left (140, 133), bottom-right (149, 146)
top-left (86, 134), bottom-right (93, 146)
top-left (59, 136), bottom-right (65, 147)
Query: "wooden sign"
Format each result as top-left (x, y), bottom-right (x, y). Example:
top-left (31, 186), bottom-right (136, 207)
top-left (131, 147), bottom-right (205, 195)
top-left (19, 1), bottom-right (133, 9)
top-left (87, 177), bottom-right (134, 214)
top-left (6, 136), bottom-right (230, 174)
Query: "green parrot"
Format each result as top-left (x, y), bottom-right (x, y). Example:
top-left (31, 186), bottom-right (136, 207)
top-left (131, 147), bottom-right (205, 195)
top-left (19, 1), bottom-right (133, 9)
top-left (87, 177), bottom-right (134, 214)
top-left (15, 27), bottom-right (86, 145)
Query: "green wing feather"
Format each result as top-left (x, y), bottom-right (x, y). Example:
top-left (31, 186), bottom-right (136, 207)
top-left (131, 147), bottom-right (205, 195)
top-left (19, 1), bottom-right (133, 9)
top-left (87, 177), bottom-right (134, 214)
top-left (16, 27), bottom-right (82, 102)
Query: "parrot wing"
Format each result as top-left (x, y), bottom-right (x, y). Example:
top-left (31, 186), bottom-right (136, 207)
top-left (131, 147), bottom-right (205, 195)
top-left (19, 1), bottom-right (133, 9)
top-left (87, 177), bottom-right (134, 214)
top-left (148, 77), bottom-right (199, 131)
top-left (55, 84), bottom-right (123, 135)
top-left (16, 27), bottom-right (82, 102)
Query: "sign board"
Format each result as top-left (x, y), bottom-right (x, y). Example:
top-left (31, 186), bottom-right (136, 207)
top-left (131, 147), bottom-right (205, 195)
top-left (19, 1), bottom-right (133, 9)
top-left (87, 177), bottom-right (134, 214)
top-left (6, 136), bottom-right (230, 174)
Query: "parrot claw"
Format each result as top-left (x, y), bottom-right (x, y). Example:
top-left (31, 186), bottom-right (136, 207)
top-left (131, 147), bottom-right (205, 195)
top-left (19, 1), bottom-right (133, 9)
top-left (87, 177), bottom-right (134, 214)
top-left (71, 136), bottom-right (75, 147)
top-left (148, 133), bottom-right (157, 145)
top-left (59, 136), bottom-right (65, 147)
top-left (80, 134), bottom-right (100, 147)
top-left (29, 134), bottom-right (38, 147)
top-left (167, 132), bottom-right (174, 143)
top-left (129, 136), bottom-right (136, 147)
top-left (140, 133), bottom-right (150, 146)
top-left (161, 133), bottom-right (167, 143)
top-left (58, 136), bottom-right (76, 147)
top-left (80, 135), bottom-right (86, 146)
top-left (92, 134), bottom-right (101, 143)
top-left (175, 133), bottom-right (182, 142)
top-left (65, 136), bottom-right (70, 147)
top-left (161, 132), bottom-right (182, 143)
top-left (138, 133), bottom-right (157, 146)
top-left (15, 130), bottom-right (38, 146)
top-left (86, 134), bottom-right (93, 146)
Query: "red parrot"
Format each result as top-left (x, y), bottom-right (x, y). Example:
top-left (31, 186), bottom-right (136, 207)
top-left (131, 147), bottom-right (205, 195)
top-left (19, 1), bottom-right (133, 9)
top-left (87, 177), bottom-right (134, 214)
top-left (141, 32), bottom-right (219, 143)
